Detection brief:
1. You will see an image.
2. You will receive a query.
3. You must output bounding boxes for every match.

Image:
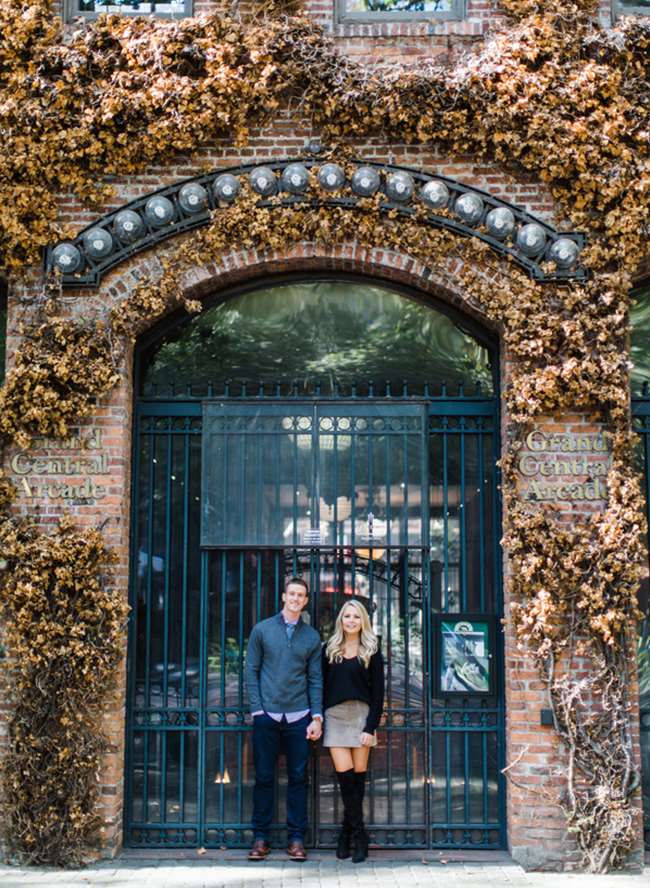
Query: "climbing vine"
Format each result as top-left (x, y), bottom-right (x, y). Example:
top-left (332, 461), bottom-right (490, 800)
top-left (0, 488), bottom-right (129, 866)
top-left (0, 309), bottom-right (119, 450)
top-left (0, 0), bottom-right (648, 871)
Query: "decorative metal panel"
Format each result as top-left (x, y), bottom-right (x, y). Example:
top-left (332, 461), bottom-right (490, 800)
top-left (45, 158), bottom-right (587, 287)
top-left (200, 402), bottom-right (428, 548)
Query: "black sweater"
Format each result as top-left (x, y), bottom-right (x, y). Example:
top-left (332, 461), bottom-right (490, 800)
top-left (322, 646), bottom-right (385, 734)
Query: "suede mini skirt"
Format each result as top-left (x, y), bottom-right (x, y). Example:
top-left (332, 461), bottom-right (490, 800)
top-left (323, 700), bottom-right (378, 748)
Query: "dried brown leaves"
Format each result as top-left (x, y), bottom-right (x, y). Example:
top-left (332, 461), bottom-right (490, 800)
top-left (0, 307), bottom-right (120, 448)
top-left (0, 0), bottom-right (648, 871)
top-left (0, 511), bottom-right (128, 865)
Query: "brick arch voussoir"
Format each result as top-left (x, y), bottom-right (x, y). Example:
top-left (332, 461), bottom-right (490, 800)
top-left (101, 241), bottom-right (503, 343)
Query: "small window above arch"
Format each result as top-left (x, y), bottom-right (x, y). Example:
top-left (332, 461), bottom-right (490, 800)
top-left (613, 0), bottom-right (650, 18)
top-left (65, 0), bottom-right (192, 22)
top-left (336, 0), bottom-right (464, 22)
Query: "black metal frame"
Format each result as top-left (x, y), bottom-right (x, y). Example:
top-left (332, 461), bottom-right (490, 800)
top-left (45, 158), bottom-right (587, 288)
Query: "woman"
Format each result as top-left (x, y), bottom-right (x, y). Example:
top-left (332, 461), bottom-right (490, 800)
top-left (322, 599), bottom-right (384, 863)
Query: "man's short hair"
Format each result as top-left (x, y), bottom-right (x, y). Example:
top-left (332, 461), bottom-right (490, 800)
top-left (285, 575), bottom-right (309, 594)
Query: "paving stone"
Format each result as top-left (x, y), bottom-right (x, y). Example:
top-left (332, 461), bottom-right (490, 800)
top-left (0, 860), bottom-right (648, 888)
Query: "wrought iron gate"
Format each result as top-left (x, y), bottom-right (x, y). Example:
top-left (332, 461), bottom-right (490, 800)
top-left (124, 388), bottom-right (505, 849)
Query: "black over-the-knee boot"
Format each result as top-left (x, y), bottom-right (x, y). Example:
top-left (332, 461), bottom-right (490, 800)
top-left (351, 770), bottom-right (369, 863)
top-left (335, 769), bottom-right (356, 859)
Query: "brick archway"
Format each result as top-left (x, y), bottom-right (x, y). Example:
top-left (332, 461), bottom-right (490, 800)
top-left (91, 241), bottom-right (520, 856)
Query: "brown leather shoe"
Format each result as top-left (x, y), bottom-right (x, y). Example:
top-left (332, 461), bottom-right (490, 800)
top-left (248, 838), bottom-right (270, 860)
top-left (287, 840), bottom-right (307, 861)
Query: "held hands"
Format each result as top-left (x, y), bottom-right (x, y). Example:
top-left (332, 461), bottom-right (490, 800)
top-left (306, 719), bottom-right (322, 741)
top-left (360, 732), bottom-right (374, 747)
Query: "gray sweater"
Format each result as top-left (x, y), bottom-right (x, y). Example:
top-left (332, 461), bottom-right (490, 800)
top-left (245, 613), bottom-right (323, 716)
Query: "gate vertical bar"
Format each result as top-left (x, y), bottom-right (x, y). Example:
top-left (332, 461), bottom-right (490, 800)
top-left (477, 417), bottom-right (486, 612)
top-left (160, 426), bottom-right (173, 824)
top-left (179, 421), bottom-right (191, 822)
top-left (197, 548), bottom-right (208, 847)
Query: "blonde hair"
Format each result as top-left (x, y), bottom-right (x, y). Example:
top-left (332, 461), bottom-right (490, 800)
top-left (325, 599), bottom-right (378, 668)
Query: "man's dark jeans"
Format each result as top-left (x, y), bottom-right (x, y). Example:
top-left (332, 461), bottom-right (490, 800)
top-left (252, 713), bottom-right (310, 843)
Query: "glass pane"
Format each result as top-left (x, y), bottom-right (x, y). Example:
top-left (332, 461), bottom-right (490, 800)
top-left (149, 428), bottom-right (169, 709)
top-left (318, 405), bottom-right (426, 547)
top-left (142, 281), bottom-right (493, 398)
top-left (206, 550), bottom-right (281, 710)
top-left (132, 418), bottom-right (202, 711)
top-left (640, 614), bottom-right (650, 843)
top-left (204, 731), bottom-right (252, 831)
top-left (202, 406), bottom-right (313, 547)
top-left (430, 726), bottom-right (499, 828)
top-left (370, 731), bottom-right (426, 827)
top-left (631, 300), bottom-right (650, 850)
top-left (630, 282), bottom-right (650, 391)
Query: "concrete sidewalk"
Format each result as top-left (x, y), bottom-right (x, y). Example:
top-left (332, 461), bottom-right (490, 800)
top-left (0, 853), bottom-right (648, 888)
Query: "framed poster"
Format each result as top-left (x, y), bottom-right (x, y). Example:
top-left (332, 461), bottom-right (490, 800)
top-left (434, 614), bottom-right (495, 697)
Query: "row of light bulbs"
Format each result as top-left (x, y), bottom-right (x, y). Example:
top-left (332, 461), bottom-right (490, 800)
top-left (51, 162), bottom-right (581, 274)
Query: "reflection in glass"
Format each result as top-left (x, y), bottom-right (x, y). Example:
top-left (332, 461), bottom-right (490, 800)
top-left (76, 0), bottom-right (186, 13)
top-left (429, 727), bottom-right (499, 829)
top-left (630, 283), bottom-right (650, 391)
top-left (640, 616), bottom-right (650, 835)
top-left (201, 409), bottom-right (313, 547)
top-left (344, 0), bottom-right (454, 12)
top-left (142, 281), bottom-right (493, 398)
top-left (369, 732), bottom-right (426, 827)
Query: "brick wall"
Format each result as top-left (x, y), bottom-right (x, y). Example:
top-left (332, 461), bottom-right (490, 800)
top-left (504, 414), bottom-right (645, 869)
top-left (5, 236), bottom-right (644, 868)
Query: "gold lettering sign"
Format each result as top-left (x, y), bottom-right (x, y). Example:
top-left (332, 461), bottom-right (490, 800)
top-left (517, 429), bottom-right (611, 504)
top-left (11, 427), bottom-right (108, 501)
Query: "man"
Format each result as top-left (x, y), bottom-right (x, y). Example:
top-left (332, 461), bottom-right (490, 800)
top-left (245, 576), bottom-right (323, 862)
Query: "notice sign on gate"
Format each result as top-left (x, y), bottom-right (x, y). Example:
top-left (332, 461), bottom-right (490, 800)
top-left (433, 614), bottom-right (495, 697)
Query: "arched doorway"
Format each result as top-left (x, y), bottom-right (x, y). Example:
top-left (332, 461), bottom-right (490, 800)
top-left (124, 275), bottom-right (505, 850)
